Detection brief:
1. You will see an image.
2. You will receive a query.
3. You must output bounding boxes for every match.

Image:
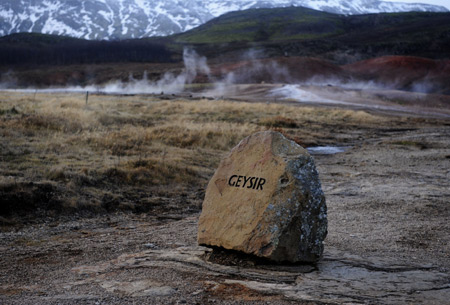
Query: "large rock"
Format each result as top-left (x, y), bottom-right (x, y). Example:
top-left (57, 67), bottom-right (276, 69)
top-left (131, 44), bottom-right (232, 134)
top-left (198, 131), bottom-right (327, 263)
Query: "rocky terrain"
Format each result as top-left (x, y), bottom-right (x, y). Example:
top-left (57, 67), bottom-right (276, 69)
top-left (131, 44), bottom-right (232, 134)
top-left (0, 91), bottom-right (449, 304)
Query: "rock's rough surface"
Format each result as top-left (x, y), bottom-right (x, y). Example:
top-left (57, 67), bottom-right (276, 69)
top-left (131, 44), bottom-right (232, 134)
top-left (198, 131), bottom-right (327, 262)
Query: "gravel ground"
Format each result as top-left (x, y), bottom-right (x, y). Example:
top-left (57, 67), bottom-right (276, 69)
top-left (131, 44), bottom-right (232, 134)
top-left (1, 111), bottom-right (449, 304)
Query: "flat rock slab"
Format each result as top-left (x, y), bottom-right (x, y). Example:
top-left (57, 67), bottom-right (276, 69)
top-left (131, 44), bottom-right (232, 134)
top-left (68, 246), bottom-right (450, 305)
top-left (100, 280), bottom-right (175, 297)
top-left (198, 131), bottom-right (327, 262)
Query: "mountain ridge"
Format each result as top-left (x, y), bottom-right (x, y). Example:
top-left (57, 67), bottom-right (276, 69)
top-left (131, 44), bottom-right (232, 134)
top-left (1, 7), bottom-right (449, 67)
top-left (0, 0), bottom-right (448, 40)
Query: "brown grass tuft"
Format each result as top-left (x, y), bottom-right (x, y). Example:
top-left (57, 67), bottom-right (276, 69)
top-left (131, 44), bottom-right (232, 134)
top-left (258, 116), bottom-right (298, 128)
top-left (0, 91), bottom-right (396, 217)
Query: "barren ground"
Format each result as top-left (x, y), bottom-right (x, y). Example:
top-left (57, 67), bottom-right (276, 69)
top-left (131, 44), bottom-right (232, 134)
top-left (0, 90), bottom-right (449, 304)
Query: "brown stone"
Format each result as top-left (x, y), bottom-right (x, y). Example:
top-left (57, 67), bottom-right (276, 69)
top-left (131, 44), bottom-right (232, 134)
top-left (197, 131), bottom-right (327, 262)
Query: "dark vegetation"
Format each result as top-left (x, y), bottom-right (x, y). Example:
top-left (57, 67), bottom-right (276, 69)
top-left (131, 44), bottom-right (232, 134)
top-left (174, 7), bottom-right (343, 43)
top-left (0, 33), bottom-right (173, 66)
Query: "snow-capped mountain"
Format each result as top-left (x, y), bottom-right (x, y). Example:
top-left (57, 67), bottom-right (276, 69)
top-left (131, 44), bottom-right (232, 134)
top-left (0, 0), bottom-right (448, 40)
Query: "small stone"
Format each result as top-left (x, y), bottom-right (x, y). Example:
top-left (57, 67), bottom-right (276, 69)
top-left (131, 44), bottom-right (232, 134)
top-left (144, 243), bottom-right (158, 249)
top-left (198, 131), bottom-right (327, 262)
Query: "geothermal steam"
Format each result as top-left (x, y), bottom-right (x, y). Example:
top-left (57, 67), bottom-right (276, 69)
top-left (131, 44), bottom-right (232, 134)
top-left (2, 48), bottom-right (445, 104)
top-left (5, 48), bottom-right (212, 94)
top-left (97, 48), bottom-right (211, 94)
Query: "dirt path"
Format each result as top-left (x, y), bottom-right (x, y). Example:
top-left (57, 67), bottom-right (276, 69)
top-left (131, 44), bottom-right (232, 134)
top-left (199, 84), bottom-right (450, 119)
top-left (1, 106), bottom-right (449, 304)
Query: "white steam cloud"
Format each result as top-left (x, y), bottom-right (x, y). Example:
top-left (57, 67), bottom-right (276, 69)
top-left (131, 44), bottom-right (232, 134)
top-left (2, 48), bottom-right (211, 95)
top-left (270, 85), bottom-right (353, 105)
top-left (0, 70), bottom-right (18, 89)
top-left (96, 48), bottom-right (211, 94)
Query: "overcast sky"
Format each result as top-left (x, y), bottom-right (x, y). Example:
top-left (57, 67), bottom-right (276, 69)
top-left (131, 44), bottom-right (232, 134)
top-left (383, 0), bottom-right (450, 10)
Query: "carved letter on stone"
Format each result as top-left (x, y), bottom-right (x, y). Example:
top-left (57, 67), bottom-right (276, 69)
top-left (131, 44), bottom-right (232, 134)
top-left (197, 131), bottom-right (327, 263)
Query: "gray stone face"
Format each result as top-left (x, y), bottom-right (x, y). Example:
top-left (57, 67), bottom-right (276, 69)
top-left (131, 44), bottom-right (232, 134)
top-left (198, 131), bottom-right (327, 262)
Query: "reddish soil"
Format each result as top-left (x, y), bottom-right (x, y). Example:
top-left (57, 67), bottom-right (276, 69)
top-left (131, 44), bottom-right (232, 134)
top-left (203, 55), bottom-right (450, 96)
top-left (204, 56), bottom-right (347, 84)
top-left (344, 56), bottom-right (450, 94)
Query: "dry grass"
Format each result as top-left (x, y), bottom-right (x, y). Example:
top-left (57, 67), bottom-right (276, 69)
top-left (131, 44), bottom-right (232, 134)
top-left (0, 91), bottom-right (390, 218)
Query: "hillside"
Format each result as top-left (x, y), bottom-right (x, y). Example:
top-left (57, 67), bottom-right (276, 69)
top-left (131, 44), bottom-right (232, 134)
top-left (173, 7), bottom-right (343, 44)
top-left (0, 0), bottom-right (447, 40)
top-left (173, 8), bottom-right (450, 61)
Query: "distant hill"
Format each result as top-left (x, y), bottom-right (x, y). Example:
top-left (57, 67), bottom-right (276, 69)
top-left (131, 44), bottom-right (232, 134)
top-left (0, 33), bottom-right (172, 66)
top-left (173, 8), bottom-right (450, 61)
top-left (173, 7), bottom-right (342, 44)
top-left (0, 0), bottom-right (447, 40)
top-left (175, 8), bottom-right (450, 43)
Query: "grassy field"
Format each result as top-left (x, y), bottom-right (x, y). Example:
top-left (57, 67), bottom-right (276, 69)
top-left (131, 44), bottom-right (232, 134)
top-left (0, 91), bottom-right (405, 222)
top-left (2, 90), bottom-right (450, 304)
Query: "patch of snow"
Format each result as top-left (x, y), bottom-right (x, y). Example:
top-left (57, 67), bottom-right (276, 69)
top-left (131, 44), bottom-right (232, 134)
top-left (28, 13), bottom-right (39, 31)
top-left (98, 10), bottom-right (110, 20)
top-left (206, 3), bottom-right (242, 17)
top-left (42, 0), bottom-right (62, 13)
top-left (134, 0), bottom-right (152, 16)
top-left (100, 1), bottom-right (116, 37)
top-left (42, 18), bottom-right (85, 37)
top-left (0, 8), bottom-right (13, 20)
top-left (117, 0), bottom-right (129, 36)
top-left (241, 1), bottom-right (258, 10)
top-left (80, 2), bottom-right (93, 39)
top-left (154, 2), bottom-right (166, 15)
